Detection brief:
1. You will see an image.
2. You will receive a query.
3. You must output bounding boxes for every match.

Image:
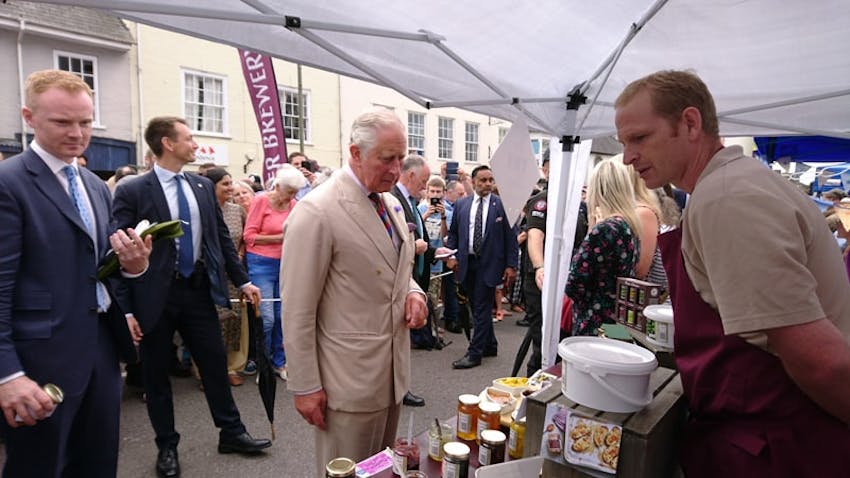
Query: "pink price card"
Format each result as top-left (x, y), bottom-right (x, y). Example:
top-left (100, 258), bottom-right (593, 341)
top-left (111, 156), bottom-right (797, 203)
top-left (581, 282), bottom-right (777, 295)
top-left (355, 448), bottom-right (393, 477)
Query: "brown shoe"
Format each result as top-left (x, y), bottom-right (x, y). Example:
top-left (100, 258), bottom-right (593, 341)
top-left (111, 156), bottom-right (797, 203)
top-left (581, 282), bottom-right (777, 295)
top-left (228, 374), bottom-right (244, 387)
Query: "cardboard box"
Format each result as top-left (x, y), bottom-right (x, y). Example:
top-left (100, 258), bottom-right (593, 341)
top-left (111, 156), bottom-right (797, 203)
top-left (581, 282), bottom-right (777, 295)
top-left (526, 368), bottom-right (685, 478)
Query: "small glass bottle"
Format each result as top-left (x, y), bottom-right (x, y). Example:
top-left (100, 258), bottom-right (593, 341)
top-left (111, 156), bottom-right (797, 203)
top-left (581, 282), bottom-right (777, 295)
top-left (508, 414), bottom-right (526, 459)
top-left (476, 401), bottom-right (502, 444)
top-left (442, 441), bottom-right (470, 478)
top-left (456, 394), bottom-right (480, 441)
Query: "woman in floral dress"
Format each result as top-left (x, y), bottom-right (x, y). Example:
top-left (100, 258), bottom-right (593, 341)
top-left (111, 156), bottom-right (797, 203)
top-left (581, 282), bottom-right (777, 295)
top-left (565, 159), bottom-right (640, 336)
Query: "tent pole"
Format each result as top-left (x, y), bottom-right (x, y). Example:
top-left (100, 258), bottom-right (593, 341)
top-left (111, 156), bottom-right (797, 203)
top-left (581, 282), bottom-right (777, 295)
top-left (34, 0), bottom-right (284, 24)
top-left (290, 26), bottom-right (427, 108)
top-left (540, 93), bottom-right (590, 369)
top-left (720, 88), bottom-right (850, 116)
top-left (720, 118), bottom-right (850, 140)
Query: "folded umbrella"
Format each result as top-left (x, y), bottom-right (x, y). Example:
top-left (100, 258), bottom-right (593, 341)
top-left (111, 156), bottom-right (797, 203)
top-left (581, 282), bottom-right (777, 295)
top-left (246, 301), bottom-right (276, 440)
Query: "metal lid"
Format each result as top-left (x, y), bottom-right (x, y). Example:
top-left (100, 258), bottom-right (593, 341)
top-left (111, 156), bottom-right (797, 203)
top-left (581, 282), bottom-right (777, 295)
top-left (325, 457), bottom-right (356, 477)
top-left (43, 383), bottom-right (64, 404)
top-left (480, 429), bottom-right (507, 445)
top-left (442, 441), bottom-right (470, 459)
top-left (458, 394), bottom-right (480, 406)
top-left (478, 401), bottom-right (502, 413)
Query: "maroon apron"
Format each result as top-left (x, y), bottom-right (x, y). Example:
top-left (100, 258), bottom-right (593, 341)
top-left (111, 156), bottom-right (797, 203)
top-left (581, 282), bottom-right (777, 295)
top-left (658, 227), bottom-right (850, 477)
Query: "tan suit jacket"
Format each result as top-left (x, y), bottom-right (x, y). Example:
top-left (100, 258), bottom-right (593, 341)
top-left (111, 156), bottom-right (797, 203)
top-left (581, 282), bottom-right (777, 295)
top-left (281, 170), bottom-right (418, 412)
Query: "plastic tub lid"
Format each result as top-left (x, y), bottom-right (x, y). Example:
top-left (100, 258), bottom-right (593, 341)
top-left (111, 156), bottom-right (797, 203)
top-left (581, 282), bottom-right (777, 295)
top-left (643, 304), bottom-right (674, 323)
top-left (558, 337), bottom-right (657, 374)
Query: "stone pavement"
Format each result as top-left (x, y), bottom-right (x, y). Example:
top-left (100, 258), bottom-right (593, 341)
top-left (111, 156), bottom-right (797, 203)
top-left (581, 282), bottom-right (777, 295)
top-left (0, 307), bottom-right (539, 477)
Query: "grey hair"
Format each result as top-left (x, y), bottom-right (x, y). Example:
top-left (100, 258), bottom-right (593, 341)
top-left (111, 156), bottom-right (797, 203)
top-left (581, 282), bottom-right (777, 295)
top-left (349, 108), bottom-right (405, 157)
top-left (270, 163), bottom-right (308, 192)
top-left (403, 154), bottom-right (426, 173)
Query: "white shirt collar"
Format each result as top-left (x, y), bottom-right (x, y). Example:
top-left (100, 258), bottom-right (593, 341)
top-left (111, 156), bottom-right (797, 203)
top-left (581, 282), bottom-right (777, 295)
top-left (343, 164), bottom-right (370, 196)
top-left (30, 141), bottom-right (80, 175)
top-left (396, 182), bottom-right (413, 200)
top-left (153, 163), bottom-right (181, 183)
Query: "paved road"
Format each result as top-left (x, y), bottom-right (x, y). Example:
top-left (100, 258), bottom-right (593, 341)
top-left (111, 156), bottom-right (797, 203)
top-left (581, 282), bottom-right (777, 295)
top-left (0, 308), bottom-right (538, 477)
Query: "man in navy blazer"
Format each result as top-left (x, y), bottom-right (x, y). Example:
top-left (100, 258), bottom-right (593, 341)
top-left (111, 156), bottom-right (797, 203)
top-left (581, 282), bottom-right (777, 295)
top-left (0, 70), bottom-right (151, 477)
top-left (112, 116), bottom-right (270, 477)
top-left (447, 165), bottom-right (518, 369)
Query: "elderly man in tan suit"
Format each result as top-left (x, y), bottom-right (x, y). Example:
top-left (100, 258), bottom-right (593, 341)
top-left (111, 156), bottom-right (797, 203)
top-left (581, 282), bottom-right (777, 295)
top-left (281, 109), bottom-right (433, 475)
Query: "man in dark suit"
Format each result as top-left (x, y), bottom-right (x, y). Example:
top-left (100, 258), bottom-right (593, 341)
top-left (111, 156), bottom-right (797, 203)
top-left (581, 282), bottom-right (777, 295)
top-left (390, 154), bottom-right (447, 407)
top-left (0, 69), bottom-right (151, 477)
top-left (113, 116), bottom-right (270, 477)
top-left (447, 165), bottom-right (518, 369)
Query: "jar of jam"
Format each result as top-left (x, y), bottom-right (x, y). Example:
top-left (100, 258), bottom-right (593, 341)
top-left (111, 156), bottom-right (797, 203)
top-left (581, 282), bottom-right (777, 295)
top-left (476, 401), bottom-right (502, 443)
top-left (456, 394), bottom-right (480, 441)
top-left (392, 437), bottom-right (420, 476)
top-left (478, 429), bottom-right (506, 466)
top-left (442, 441), bottom-right (469, 478)
top-left (428, 422), bottom-right (455, 461)
top-left (325, 457), bottom-right (356, 478)
top-left (508, 413), bottom-right (526, 459)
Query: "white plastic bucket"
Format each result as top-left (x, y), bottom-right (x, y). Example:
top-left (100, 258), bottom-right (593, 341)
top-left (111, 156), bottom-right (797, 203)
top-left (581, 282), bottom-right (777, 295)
top-left (643, 304), bottom-right (674, 350)
top-left (558, 337), bottom-right (658, 413)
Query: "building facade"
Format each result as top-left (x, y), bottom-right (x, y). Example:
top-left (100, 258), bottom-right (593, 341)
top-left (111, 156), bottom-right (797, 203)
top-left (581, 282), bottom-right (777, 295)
top-left (0, 1), bottom-right (135, 175)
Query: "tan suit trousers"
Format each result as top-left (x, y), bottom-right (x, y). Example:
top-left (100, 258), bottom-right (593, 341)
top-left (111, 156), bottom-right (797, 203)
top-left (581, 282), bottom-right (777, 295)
top-left (314, 402), bottom-right (402, 477)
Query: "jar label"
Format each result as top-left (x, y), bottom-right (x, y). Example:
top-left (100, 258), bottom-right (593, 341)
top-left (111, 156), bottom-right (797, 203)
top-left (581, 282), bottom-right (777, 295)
top-left (508, 428), bottom-right (518, 452)
top-left (442, 460), bottom-right (459, 478)
top-left (428, 435), bottom-right (442, 460)
top-left (458, 412), bottom-right (473, 434)
top-left (392, 452), bottom-right (407, 475)
top-left (478, 445), bottom-right (491, 466)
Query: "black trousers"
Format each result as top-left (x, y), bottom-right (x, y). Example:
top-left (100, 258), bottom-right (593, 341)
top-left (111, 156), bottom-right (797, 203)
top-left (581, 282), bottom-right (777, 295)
top-left (140, 271), bottom-right (245, 450)
top-left (523, 272), bottom-right (543, 376)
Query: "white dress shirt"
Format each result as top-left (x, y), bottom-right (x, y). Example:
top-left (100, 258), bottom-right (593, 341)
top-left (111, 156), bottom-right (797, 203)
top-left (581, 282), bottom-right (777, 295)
top-left (153, 164), bottom-right (202, 264)
top-left (468, 193), bottom-right (491, 254)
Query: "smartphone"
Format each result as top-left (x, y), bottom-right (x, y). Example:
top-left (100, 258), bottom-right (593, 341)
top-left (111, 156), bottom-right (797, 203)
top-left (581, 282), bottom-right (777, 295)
top-left (430, 197), bottom-right (441, 206)
top-left (445, 161), bottom-right (459, 180)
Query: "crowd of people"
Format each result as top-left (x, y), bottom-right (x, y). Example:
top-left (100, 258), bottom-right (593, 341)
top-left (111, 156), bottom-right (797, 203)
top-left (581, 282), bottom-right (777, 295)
top-left (1, 67), bottom-right (849, 478)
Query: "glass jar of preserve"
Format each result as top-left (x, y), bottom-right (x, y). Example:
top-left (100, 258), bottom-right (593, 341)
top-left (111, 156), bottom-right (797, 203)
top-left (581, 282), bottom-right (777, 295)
top-left (456, 394), bottom-right (480, 441)
top-left (478, 429), bottom-right (506, 466)
top-left (476, 401), bottom-right (502, 444)
top-left (428, 422), bottom-right (455, 461)
top-left (508, 412), bottom-right (526, 459)
top-left (325, 457), bottom-right (356, 478)
top-left (442, 441), bottom-right (470, 478)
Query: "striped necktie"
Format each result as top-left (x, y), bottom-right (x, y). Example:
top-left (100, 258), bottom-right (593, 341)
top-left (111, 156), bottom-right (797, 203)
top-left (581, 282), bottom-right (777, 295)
top-left (369, 193), bottom-right (393, 239)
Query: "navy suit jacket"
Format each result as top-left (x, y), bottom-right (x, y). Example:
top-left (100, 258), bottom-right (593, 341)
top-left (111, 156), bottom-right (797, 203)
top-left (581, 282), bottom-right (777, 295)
top-left (390, 185), bottom-right (435, 291)
top-left (0, 149), bottom-right (130, 395)
top-left (112, 170), bottom-right (248, 333)
top-left (447, 194), bottom-right (518, 287)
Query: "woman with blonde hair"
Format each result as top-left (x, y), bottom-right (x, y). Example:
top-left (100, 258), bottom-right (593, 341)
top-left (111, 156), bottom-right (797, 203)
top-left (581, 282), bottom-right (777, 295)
top-left (629, 166), bottom-right (668, 290)
top-left (565, 158), bottom-right (640, 336)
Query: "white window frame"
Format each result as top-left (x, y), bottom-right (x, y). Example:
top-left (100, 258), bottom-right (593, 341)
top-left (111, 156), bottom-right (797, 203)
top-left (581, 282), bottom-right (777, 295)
top-left (438, 116), bottom-right (454, 160)
top-left (181, 69), bottom-right (228, 137)
top-left (54, 51), bottom-right (102, 127)
top-left (407, 111), bottom-right (426, 156)
top-left (280, 86), bottom-right (312, 144)
top-left (465, 122), bottom-right (479, 163)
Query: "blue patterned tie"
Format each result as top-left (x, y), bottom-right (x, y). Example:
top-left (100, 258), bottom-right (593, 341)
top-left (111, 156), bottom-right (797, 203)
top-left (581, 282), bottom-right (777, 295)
top-left (63, 165), bottom-right (107, 310)
top-left (174, 174), bottom-right (195, 278)
top-left (409, 196), bottom-right (424, 276)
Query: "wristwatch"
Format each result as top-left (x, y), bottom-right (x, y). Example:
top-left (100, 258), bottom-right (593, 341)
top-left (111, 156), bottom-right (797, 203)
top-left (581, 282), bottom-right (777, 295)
top-left (533, 265), bottom-right (544, 271)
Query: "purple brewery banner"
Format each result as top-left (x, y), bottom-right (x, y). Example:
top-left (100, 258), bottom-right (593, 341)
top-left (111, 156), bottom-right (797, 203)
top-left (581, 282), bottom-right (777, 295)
top-left (239, 49), bottom-right (288, 187)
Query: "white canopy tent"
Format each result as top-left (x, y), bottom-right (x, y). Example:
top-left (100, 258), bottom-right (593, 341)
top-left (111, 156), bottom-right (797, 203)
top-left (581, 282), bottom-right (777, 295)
top-left (25, 0), bottom-right (850, 367)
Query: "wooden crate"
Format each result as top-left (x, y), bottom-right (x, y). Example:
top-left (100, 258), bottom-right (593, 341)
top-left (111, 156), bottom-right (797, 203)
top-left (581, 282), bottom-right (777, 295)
top-left (526, 367), bottom-right (685, 478)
